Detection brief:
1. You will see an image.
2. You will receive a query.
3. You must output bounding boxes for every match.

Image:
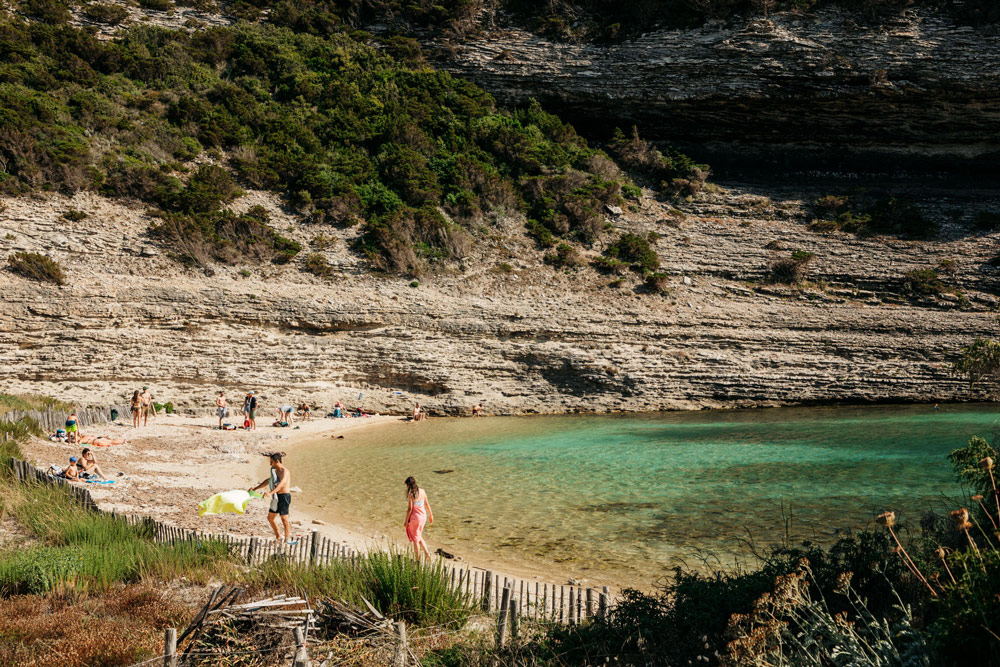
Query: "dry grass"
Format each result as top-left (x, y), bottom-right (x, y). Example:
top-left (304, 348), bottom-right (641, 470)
top-left (0, 585), bottom-right (193, 666)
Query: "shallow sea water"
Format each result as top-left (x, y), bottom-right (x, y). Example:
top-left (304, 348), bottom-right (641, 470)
top-left (294, 404), bottom-right (998, 588)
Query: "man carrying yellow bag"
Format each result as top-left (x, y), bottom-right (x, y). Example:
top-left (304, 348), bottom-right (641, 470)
top-left (198, 489), bottom-right (263, 517)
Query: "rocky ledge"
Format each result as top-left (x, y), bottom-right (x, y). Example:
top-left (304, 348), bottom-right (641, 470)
top-left (1, 183), bottom-right (997, 415)
top-left (433, 9), bottom-right (1000, 172)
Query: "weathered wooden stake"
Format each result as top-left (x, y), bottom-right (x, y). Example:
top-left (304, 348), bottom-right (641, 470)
top-left (586, 588), bottom-right (594, 619)
top-left (309, 529), bottom-right (318, 566)
top-left (509, 597), bottom-right (520, 640)
top-left (292, 626), bottom-right (310, 667)
top-left (393, 620), bottom-right (407, 667)
top-left (163, 627), bottom-right (177, 667)
top-left (247, 536), bottom-right (259, 565)
top-left (496, 585), bottom-right (512, 646)
top-left (482, 570), bottom-right (492, 611)
top-left (599, 586), bottom-right (610, 619)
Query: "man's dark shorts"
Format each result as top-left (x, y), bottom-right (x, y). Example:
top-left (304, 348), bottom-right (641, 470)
top-left (269, 493), bottom-right (292, 516)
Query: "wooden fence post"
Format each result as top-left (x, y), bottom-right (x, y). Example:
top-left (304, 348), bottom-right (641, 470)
top-left (309, 529), bottom-right (318, 566)
top-left (482, 570), bottom-right (492, 611)
top-left (568, 587), bottom-right (576, 625)
top-left (393, 620), bottom-right (407, 667)
top-left (509, 597), bottom-right (520, 641)
top-left (599, 586), bottom-right (609, 619)
top-left (163, 628), bottom-right (177, 667)
top-left (247, 536), bottom-right (259, 565)
top-left (292, 626), bottom-right (310, 667)
top-left (496, 584), bottom-right (512, 646)
top-left (586, 588), bottom-right (594, 619)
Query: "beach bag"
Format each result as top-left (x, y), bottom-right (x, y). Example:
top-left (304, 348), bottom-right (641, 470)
top-left (244, 419), bottom-right (251, 428)
top-left (222, 423), bottom-right (236, 431)
top-left (110, 409), bottom-right (119, 421)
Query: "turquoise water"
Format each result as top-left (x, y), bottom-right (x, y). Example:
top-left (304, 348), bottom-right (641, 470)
top-left (295, 404), bottom-right (997, 587)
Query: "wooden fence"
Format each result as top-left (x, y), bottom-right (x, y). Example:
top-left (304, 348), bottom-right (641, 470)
top-left (7, 455), bottom-right (612, 625)
top-left (3, 405), bottom-right (133, 434)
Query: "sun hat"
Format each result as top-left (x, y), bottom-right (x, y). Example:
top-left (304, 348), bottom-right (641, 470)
top-left (69, 456), bottom-right (78, 462)
top-left (143, 385), bottom-right (148, 389)
top-left (249, 390), bottom-right (255, 394)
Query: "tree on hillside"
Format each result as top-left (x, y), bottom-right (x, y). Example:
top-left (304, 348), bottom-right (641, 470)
top-left (954, 337), bottom-right (1000, 393)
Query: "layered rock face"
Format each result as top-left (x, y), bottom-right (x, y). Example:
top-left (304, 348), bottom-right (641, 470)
top-left (434, 9), bottom-right (1000, 172)
top-left (1, 185), bottom-right (997, 414)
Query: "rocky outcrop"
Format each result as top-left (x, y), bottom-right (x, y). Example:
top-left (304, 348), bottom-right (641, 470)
top-left (2, 184), bottom-right (997, 415)
top-left (433, 9), bottom-right (1000, 172)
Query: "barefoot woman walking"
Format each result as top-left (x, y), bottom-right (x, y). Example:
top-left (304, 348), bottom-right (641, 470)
top-left (404, 476), bottom-right (433, 562)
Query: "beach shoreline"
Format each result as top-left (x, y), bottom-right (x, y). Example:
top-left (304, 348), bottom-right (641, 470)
top-left (18, 410), bottom-right (602, 591)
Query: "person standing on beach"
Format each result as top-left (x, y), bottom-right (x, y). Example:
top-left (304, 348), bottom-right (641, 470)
top-left (246, 391), bottom-right (258, 430)
top-left (130, 390), bottom-right (141, 428)
top-left (216, 391), bottom-right (227, 429)
top-left (403, 476), bottom-right (433, 562)
top-left (65, 411), bottom-right (81, 444)
top-left (139, 386), bottom-right (155, 426)
top-left (249, 452), bottom-right (297, 546)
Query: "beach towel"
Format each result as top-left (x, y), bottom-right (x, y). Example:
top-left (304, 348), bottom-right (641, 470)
top-left (198, 489), bottom-right (263, 517)
top-left (85, 479), bottom-right (115, 485)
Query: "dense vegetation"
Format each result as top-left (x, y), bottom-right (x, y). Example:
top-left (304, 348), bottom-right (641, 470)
top-left (0, 13), bottom-right (693, 273)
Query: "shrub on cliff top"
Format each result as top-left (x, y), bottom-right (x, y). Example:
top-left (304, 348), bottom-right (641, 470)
top-left (608, 126), bottom-right (708, 195)
top-left (7, 252), bottom-right (67, 285)
top-left (604, 232), bottom-right (659, 273)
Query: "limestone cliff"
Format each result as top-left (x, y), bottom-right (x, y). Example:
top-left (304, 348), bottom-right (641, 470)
top-left (2, 183), bottom-right (997, 415)
top-left (431, 9), bottom-right (1000, 172)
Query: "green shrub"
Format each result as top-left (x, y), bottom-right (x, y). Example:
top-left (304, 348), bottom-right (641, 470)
top-left (138, 0), bottom-right (173, 10)
top-left (62, 209), bottom-right (87, 221)
top-left (544, 242), bottom-right (582, 268)
top-left (303, 252), bottom-right (334, 277)
top-left (767, 250), bottom-right (813, 284)
top-left (813, 197), bottom-right (937, 239)
top-left (310, 234), bottom-right (335, 250)
top-left (152, 401), bottom-right (174, 413)
top-left (608, 126), bottom-right (708, 195)
top-left (7, 252), bottom-right (67, 285)
top-left (902, 268), bottom-right (944, 296)
top-left (151, 206), bottom-right (301, 267)
top-left (644, 271), bottom-right (670, 293)
top-left (496, 262), bottom-right (514, 273)
top-left (83, 3), bottom-right (130, 24)
top-left (604, 232), bottom-right (658, 273)
top-left (245, 549), bottom-right (472, 627)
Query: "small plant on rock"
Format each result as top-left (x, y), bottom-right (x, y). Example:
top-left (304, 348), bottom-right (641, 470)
top-left (303, 253), bottom-right (335, 278)
top-left (767, 250), bottom-right (813, 284)
top-left (7, 252), bottom-right (66, 285)
top-left (902, 268), bottom-right (944, 297)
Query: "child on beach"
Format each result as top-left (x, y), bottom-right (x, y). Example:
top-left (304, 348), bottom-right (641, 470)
top-left (404, 476), bottom-right (433, 562)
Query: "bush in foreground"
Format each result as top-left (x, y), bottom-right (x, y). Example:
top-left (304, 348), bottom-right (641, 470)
top-left (7, 251), bottom-right (67, 285)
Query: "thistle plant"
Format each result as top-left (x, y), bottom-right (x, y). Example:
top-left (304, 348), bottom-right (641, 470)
top-left (981, 456), bottom-right (1000, 527)
top-left (876, 511), bottom-right (936, 597)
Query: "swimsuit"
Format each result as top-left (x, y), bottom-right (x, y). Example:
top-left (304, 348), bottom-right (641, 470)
top-left (267, 468), bottom-right (291, 516)
top-left (406, 496), bottom-right (426, 542)
top-left (65, 419), bottom-right (77, 433)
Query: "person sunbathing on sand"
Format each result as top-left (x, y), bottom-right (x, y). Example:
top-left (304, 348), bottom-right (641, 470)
top-left (79, 448), bottom-right (107, 479)
top-left (77, 434), bottom-right (128, 447)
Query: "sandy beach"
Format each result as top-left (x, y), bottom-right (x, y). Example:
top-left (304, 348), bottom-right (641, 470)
top-left (19, 411), bottom-right (400, 552)
top-left (17, 410), bottom-right (599, 590)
